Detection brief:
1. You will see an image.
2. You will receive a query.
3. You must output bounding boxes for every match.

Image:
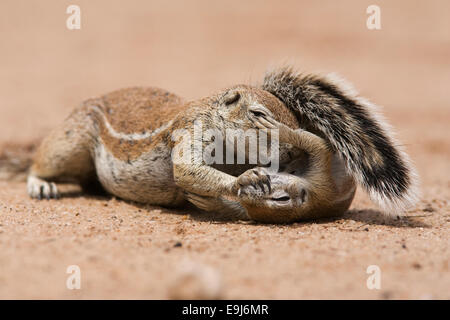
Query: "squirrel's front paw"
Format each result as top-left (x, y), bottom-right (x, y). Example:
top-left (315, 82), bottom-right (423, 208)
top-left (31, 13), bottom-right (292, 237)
top-left (247, 105), bottom-right (298, 142)
top-left (27, 175), bottom-right (59, 200)
top-left (235, 167), bottom-right (272, 200)
top-left (247, 105), bottom-right (278, 130)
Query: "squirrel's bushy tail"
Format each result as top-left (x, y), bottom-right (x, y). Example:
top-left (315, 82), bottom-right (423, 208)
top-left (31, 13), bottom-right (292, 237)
top-left (262, 66), bottom-right (419, 216)
top-left (0, 142), bottom-right (37, 181)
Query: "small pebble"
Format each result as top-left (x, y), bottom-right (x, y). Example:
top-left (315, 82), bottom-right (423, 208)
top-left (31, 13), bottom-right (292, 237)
top-left (412, 262), bottom-right (422, 269)
top-left (168, 260), bottom-right (223, 299)
top-left (174, 241), bottom-right (182, 248)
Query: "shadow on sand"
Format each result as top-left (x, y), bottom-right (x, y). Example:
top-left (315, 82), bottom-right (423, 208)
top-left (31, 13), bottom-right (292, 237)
top-left (58, 189), bottom-right (431, 229)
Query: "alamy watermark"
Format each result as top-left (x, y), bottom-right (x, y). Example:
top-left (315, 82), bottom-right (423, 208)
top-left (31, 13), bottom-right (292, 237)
top-left (66, 5), bottom-right (81, 30)
top-left (66, 265), bottom-right (81, 290)
top-left (366, 265), bottom-right (381, 290)
top-left (171, 120), bottom-right (280, 171)
top-left (366, 5), bottom-right (381, 30)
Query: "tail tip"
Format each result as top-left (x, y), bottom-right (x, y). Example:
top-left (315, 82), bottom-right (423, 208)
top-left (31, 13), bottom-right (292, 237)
top-left (370, 172), bottom-right (421, 217)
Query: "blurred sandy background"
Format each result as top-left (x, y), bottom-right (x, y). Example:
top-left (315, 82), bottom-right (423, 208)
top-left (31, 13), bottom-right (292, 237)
top-left (0, 0), bottom-right (448, 299)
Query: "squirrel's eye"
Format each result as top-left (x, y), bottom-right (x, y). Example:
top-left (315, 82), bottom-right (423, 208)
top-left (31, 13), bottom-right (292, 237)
top-left (272, 195), bottom-right (290, 202)
top-left (224, 91), bottom-right (240, 105)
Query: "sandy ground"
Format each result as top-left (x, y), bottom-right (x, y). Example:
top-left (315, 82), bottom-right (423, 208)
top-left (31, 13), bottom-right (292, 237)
top-left (0, 0), bottom-right (449, 299)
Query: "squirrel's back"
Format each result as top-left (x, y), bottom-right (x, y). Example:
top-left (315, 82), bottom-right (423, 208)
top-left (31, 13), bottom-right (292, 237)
top-left (91, 87), bottom-right (185, 135)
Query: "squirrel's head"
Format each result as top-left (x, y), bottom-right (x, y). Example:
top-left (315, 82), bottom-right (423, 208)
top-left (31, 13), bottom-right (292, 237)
top-left (210, 85), bottom-right (299, 131)
top-left (238, 169), bottom-right (356, 223)
top-left (238, 171), bottom-right (310, 223)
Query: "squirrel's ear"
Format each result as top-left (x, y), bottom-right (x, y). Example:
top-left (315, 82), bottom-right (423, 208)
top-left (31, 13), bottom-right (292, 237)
top-left (261, 67), bottom-right (419, 216)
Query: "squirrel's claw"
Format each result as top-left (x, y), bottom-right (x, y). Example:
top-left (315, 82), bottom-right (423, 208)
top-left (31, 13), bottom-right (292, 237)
top-left (27, 175), bottom-right (59, 200)
top-left (248, 105), bottom-right (278, 130)
top-left (235, 168), bottom-right (272, 200)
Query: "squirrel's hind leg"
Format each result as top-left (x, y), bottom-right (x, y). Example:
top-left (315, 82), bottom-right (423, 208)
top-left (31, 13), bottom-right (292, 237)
top-left (28, 105), bottom-right (96, 199)
top-left (185, 192), bottom-right (249, 221)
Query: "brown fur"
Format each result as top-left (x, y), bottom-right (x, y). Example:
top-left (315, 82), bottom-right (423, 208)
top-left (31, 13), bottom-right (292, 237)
top-left (26, 84), bottom-right (356, 222)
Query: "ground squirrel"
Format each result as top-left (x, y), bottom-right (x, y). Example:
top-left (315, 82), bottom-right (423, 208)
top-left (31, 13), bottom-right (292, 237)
top-left (7, 66), bottom-right (417, 223)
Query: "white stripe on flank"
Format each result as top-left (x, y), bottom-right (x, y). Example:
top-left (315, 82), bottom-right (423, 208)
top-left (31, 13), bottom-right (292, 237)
top-left (91, 105), bottom-right (173, 141)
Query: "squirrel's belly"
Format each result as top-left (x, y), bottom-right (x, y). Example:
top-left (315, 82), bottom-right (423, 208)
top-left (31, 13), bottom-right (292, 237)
top-left (93, 143), bottom-right (184, 206)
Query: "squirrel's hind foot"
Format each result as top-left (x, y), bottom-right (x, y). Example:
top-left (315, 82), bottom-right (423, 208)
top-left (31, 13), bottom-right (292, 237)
top-left (27, 175), bottom-right (59, 200)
